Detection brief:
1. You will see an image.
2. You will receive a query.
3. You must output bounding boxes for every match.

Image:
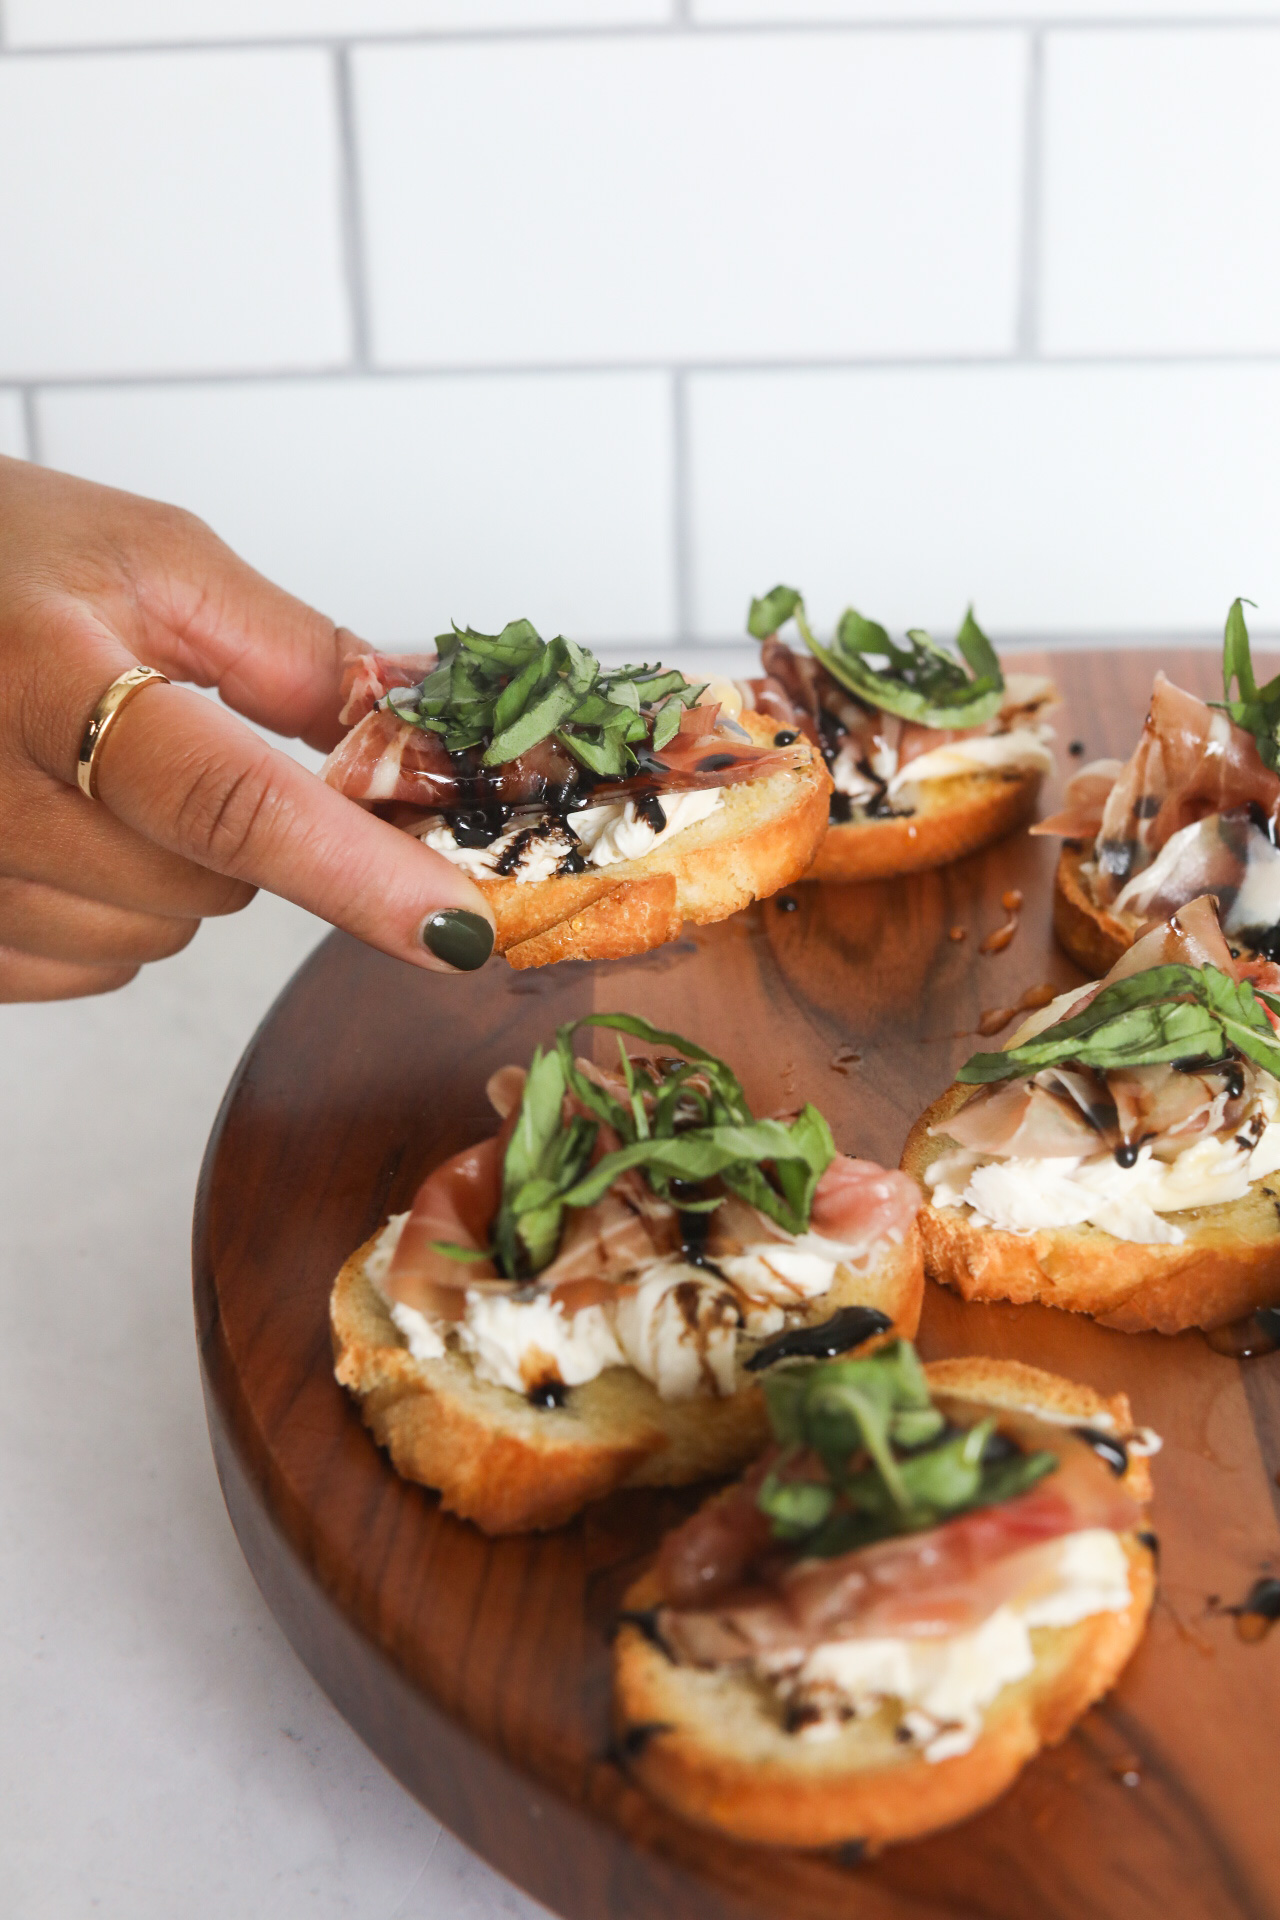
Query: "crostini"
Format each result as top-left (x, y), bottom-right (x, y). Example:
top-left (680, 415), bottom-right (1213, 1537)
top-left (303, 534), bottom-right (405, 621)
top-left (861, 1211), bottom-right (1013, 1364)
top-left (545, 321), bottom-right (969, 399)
top-left (613, 1342), bottom-right (1156, 1850)
top-left (741, 587), bottom-right (1056, 882)
top-left (1038, 599), bottom-right (1280, 976)
top-left (903, 894), bottom-right (1280, 1333)
top-left (331, 1014), bottom-right (923, 1533)
top-left (321, 623), bottom-right (831, 967)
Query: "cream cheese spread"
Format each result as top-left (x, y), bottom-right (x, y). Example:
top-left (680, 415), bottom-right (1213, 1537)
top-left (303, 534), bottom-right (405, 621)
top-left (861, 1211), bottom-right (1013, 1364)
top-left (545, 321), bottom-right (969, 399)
top-left (415, 787), bottom-right (723, 882)
top-left (885, 729), bottom-right (1054, 797)
top-left (766, 1528), bottom-right (1132, 1760)
top-left (926, 1079), bottom-right (1280, 1244)
top-left (828, 726), bottom-right (1054, 807)
top-left (363, 1217), bottom-right (869, 1402)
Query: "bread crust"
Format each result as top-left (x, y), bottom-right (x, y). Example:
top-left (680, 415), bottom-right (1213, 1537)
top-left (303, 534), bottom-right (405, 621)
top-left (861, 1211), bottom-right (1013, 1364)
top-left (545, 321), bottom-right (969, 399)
top-left (806, 767), bottom-right (1042, 884)
top-left (903, 1082), bottom-right (1280, 1333)
top-left (613, 1356), bottom-right (1155, 1851)
top-left (330, 1226), bottom-right (924, 1534)
top-left (464, 715), bottom-right (831, 969)
top-left (1053, 842), bottom-right (1134, 977)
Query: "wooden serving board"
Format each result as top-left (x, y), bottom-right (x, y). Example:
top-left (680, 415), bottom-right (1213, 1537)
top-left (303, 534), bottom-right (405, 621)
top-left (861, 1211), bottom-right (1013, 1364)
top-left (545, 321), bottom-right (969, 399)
top-left (194, 650), bottom-right (1280, 1920)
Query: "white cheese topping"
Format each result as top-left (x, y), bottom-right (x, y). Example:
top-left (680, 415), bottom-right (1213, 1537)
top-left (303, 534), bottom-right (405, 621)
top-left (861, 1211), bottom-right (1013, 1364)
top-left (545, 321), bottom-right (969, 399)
top-left (885, 728), bottom-right (1054, 797)
top-left (415, 787), bottom-right (723, 882)
top-left (362, 1216), bottom-right (879, 1402)
top-left (1113, 811), bottom-right (1280, 936)
top-left (457, 1291), bottom-right (624, 1393)
top-left (770, 1528), bottom-right (1132, 1761)
top-left (828, 719), bottom-right (1054, 807)
top-left (926, 1080), bottom-right (1280, 1244)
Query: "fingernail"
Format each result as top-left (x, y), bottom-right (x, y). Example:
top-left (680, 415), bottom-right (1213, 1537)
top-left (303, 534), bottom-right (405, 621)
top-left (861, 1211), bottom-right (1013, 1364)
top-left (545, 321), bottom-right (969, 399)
top-left (418, 908), bottom-right (494, 972)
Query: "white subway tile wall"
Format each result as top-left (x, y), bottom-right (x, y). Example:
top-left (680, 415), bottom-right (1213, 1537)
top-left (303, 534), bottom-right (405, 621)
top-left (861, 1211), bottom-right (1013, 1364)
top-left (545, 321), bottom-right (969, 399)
top-left (0, 394), bottom-right (26, 460)
top-left (37, 377), bottom-right (675, 644)
top-left (3, 0), bottom-right (673, 46)
top-left (688, 364), bottom-right (1280, 640)
top-left (695, 2), bottom-right (1280, 19)
top-left (5, 10), bottom-right (1280, 645)
top-left (0, 51), bottom-right (349, 378)
top-left (1042, 30), bottom-right (1280, 355)
top-left (356, 33), bottom-right (1026, 365)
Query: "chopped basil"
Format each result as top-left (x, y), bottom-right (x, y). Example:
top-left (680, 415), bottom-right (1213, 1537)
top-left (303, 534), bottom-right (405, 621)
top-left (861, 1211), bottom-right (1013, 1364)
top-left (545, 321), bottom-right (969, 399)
top-left (957, 962), bottom-right (1280, 1085)
top-left (383, 620), bottom-right (705, 777)
top-left (1213, 597), bottom-right (1280, 774)
top-left (756, 1343), bottom-right (1057, 1554)
top-left (443, 1013), bottom-right (836, 1283)
top-left (748, 585), bottom-right (1005, 729)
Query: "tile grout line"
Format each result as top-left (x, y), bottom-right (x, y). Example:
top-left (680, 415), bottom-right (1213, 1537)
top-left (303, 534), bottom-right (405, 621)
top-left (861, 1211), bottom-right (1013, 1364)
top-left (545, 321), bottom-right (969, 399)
top-left (1015, 25), bottom-right (1045, 359)
top-left (332, 45), bottom-right (372, 371)
top-left (1, 18), bottom-right (1280, 58)
top-left (17, 348), bottom-right (1280, 391)
top-left (19, 388), bottom-right (41, 465)
top-left (670, 369), bottom-right (693, 645)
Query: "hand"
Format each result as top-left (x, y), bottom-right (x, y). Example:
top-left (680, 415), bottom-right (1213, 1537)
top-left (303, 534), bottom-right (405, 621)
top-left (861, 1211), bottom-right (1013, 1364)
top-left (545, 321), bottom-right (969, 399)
top-left (0, 456), bottom-right (496, 1002)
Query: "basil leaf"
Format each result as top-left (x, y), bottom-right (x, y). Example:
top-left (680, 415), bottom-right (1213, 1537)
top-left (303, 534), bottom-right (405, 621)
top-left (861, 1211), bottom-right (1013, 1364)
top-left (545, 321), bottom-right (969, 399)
top-left (748, 584), bottom-right (807, 640)
top-left (756, 1345), bottom-right (1060, 1555)
top-left (484, 679), bottom-right (579, 766)
top-left (377, 619), bottom-right (704, 776)
top-left (817, 606), bottom-right (1005, 728)
top-left (490, 1013), bottom-right (835, 1278)
top-left (956, 962), bottom-right (1280, 1084)
top-left (492, 1048), bottom-right (599, 1278)
top-left (750, 585), bottom-right (1005, 728)
top-left (1211, 596), bottom-right (1280, 773)
top-left (557, 1119), bottom-right (821, 1215)
top-left (651, 698), bottom-right (683, 751)
top-left (426, 1239), bottom-right (494, 1264)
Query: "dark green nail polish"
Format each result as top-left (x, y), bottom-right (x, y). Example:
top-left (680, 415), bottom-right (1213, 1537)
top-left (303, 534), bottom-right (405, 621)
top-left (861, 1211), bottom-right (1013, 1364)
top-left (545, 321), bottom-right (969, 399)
top-left (419, 909), bottom-right (494, 971)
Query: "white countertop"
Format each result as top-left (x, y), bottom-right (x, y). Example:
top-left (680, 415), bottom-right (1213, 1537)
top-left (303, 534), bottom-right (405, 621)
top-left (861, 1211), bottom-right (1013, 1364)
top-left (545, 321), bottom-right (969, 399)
top-left (1, 892), bottom-right (551, 1920)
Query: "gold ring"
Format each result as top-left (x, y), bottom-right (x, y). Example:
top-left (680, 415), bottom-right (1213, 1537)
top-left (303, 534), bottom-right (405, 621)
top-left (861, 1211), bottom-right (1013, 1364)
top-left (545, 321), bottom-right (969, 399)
top-left (76, 665), bottom-right (170, 800)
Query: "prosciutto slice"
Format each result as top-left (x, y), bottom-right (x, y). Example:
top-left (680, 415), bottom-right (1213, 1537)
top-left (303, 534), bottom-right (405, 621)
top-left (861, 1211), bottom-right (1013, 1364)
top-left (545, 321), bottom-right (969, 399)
top-left (941, 895), bottom-right (1278, 1158)
top-left (656, 1418), bottom-right (1139, 1664)
top-left (752, 642), bottom-right (1054, 775)
top-left (386, 1133), bottom-right (505, 1320)
top-left (338, 650), bottom-right (439, 727)
top-left (323, 696), bottom-right (804, 811)
top-left (1035, 673), bottom-right (1280, 906)
top-left (1034, 758), bottom-right (1124, 841)
top-left (381, 1050), bottom-right (916, 1319)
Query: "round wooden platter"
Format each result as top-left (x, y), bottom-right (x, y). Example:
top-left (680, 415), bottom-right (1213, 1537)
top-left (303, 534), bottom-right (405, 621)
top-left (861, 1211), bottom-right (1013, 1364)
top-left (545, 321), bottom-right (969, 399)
top-left (194, 649), bottom-right (1280, 1920)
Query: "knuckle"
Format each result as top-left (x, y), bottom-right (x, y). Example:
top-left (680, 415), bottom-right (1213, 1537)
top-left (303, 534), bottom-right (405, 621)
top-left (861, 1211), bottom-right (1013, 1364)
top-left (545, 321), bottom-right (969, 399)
top-left (137, 916), bottom-right (199, 962)
top-left (153, 500), bottom-right (211, 547)
top-left (203, 876), bottom-right (257, 918)
top-left (173, 751), bottom-right (284, 874)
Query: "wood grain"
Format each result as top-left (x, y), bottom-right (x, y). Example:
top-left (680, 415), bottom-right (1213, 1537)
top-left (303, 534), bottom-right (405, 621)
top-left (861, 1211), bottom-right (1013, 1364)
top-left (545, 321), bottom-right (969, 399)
top-left (194, 651), bottom-right (1280, 1920)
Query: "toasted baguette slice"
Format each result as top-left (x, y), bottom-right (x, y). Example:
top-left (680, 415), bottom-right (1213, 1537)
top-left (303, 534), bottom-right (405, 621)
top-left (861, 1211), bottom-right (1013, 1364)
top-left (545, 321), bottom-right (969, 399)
top-left (806, 766), bottom-right (1042, 884)
top-left (330, 1227), bottom-right (922, 1535)
top-left (612, 1356), bottom-right (1155, 1851)
top-left (903, 1081), bottom-right (1280, 1333)
top-left (465, 714), bottom-right (831, 969)
top-left (1053, 842), bottom-right (1135, 976)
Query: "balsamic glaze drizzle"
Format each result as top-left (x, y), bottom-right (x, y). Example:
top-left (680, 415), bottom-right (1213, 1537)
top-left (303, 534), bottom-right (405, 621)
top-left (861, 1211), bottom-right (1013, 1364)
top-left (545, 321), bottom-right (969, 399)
top-left (613, 1722), bottom-right (674, 1761)
top-left (527, 1380), bottom-right (569, 1409)
top-left (615, 1609), bottom-right (674, 1658)
top-left (745, 1306), bottom-right (892, 1372)
top-left (1072, 1426), bottom-right (1129, 1476)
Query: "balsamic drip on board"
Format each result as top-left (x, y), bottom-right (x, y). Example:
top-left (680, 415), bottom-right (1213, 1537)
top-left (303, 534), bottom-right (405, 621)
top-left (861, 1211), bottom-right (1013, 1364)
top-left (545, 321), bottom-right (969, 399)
top-left (1204, 1306), bottom-right (1280, 1359)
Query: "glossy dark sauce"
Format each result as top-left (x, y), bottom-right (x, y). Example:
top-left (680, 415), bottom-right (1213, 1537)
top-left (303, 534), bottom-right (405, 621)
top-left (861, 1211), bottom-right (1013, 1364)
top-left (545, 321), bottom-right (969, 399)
top-left (1205, 1307), bottom-right (1280, 1359)
top-left (1229, 1576), bottom-right (1280, 1643)
top-left (744, 1306), bottom-right (892, 1372)
top-left (1072, 1426), bottom-right (1130, 1475)
top-left (527, 1380), bottom-right (569, 1409)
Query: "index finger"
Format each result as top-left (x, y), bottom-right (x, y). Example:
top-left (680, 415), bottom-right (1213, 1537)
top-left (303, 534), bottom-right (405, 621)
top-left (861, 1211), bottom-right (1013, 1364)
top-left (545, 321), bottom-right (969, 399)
top-left (94, 682), bottom-right (496, 974)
